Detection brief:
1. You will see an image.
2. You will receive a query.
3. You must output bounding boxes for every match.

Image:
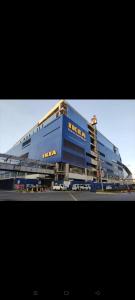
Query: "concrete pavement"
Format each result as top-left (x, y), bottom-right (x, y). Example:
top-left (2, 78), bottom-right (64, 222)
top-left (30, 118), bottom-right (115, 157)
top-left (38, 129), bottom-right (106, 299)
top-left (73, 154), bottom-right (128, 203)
top-left (0, 190), bottom-right (135, 201)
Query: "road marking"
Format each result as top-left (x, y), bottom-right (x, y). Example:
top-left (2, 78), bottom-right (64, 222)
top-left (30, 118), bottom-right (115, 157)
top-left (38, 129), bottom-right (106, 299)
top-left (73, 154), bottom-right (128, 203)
top-left (96, 192), bottom-right (116, 195)
top-left (68, 192), bottom-right (78, 201)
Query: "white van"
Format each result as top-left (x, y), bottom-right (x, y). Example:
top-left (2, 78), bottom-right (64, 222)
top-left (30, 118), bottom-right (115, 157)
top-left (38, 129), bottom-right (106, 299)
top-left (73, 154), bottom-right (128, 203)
top-left (53, 184), bottom-right (68, 191)
top-left (79, 184), bottom-right (91, 191)
top-left (72, 184), bottom-right (80, 191)
top-left (106, 185), bottom-right (112, 190)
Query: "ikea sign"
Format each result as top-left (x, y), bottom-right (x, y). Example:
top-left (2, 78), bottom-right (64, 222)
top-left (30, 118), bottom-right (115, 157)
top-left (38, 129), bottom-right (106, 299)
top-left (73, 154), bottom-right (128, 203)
top-left (68, 122), bottom-right (86, 140)
top-left (42, 150), bottom-right (57, 158)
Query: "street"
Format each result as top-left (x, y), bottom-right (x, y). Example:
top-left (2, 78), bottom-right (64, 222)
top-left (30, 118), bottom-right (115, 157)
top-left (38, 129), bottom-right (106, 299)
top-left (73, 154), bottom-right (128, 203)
top-left (0, 190), bottom-right (135, 201)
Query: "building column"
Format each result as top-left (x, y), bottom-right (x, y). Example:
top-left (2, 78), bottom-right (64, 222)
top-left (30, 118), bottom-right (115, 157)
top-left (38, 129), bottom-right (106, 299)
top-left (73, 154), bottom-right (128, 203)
top-left (65, 164), bottom-right (69, 180)
top-left (55, 163), bottom-right (59, 181)
top-left (85, 168), bottom-right (87, 181)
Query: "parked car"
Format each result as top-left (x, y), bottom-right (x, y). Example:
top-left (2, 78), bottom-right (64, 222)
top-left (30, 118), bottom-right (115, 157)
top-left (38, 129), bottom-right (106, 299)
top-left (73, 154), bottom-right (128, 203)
top-left (53, 184), bottom-right (68, 191)
top-left (72, 184), bottom-right (80, 191)
top-left (106, 185), bottom-right (112, 190)
top-left (72, 184), bottom-right (91, 191)
top-left (79, 184), bottom-right (91, 191)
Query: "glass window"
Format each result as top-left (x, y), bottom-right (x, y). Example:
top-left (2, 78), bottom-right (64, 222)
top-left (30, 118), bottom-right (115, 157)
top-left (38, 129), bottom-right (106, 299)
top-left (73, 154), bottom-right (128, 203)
top-left (63, 139), bottom-right (84, 154)
top-left (98, 151), bottom-right (105, 157)
top-left (63, 151), bottom-right (85, 166)
top-left (22, 138), bottom-right (31, 148)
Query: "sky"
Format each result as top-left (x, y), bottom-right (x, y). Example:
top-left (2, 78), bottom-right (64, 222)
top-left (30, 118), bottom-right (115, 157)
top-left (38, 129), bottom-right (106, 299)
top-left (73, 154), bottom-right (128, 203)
top-left (0, 99), bottom-right (135, 177)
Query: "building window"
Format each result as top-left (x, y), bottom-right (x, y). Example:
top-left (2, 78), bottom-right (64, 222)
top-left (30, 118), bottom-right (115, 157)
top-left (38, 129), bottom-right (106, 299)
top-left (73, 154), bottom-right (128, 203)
top-left (106, 161), bottom-right (112, 167)
top-left (22, 138), bottom-right (31, 148)
top-left (86, 152), bottom-right (91, 157)
top-left (118, 166), bottom-right (123, 171)
top-left (86, 152), bottom-right (97, 159)
top-left (87, 162), bottom-right (97, 168)
top-left (97, 140), bottom-right (104, 147)
top-left (91, 144), bottom-right (95, 151)
top-left (63, 151), bottom-right (85, 166)
top-left (69, 165), bottom-right (84, 174)
top-left (107, 168), bottom-right (113, 173)
top-left (98, 151), bottom-right (105, 157)
top-left (63, 139), bottom-right (84, 155)
top-left (90, 137), bottom-right (95, 144)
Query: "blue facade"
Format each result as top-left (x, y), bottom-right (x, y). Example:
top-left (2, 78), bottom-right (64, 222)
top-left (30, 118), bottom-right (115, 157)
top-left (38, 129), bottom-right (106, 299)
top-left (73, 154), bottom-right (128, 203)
top-left (7, 114), bottom-right (91, 168)
top-left (6, 101), bottom-right (124, 180)
top-left (61, 115), bottom-right (91, 168)
top-left (96, 131), bottom-right (123, 179)
top-left (7, 116), bottom-right (63, 164)
top-left (67, 105), bottom-right (88, 131)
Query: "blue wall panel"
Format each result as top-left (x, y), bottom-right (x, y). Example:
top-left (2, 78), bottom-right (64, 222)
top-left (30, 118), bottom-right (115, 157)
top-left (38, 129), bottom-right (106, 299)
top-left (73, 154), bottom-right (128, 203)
top-left (61, 115), bottom-right (90, 167)
top-left (67, 105), bottom-right (89, 132)
top-left (7, 117), bottom-right (63, 164)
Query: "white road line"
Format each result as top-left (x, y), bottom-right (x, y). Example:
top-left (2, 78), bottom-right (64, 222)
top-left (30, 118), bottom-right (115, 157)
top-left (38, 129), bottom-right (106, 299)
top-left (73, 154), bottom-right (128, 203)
top-left (68, 192), bottom-right (78, 201)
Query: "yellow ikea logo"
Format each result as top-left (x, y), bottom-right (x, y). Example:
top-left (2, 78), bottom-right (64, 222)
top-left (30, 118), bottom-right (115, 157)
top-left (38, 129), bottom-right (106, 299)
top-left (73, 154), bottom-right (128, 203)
top-left (42, 150), bottom-right (57, 158)
top-left (68, 122), bottom-right (86, 139)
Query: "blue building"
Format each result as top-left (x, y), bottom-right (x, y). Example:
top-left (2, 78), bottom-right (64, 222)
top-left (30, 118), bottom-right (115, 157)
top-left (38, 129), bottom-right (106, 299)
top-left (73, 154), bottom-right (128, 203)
top-left (6, 100), bottom-right (131, 183)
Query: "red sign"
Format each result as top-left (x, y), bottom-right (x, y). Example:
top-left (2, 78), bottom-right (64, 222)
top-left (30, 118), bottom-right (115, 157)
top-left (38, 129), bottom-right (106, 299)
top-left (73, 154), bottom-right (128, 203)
top-left (15, 184), bottom-right (25, 190)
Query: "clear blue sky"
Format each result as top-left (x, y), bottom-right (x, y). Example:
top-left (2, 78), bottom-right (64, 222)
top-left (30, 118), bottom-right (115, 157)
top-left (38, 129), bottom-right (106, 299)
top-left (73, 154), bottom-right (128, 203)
top-left (0, 100), bottom-right (135, 177)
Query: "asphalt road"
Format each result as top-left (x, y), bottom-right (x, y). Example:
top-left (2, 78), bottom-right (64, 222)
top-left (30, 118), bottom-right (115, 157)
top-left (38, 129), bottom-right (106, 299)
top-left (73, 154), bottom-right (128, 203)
top-left (0, 190), bottom-right (135, 201)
